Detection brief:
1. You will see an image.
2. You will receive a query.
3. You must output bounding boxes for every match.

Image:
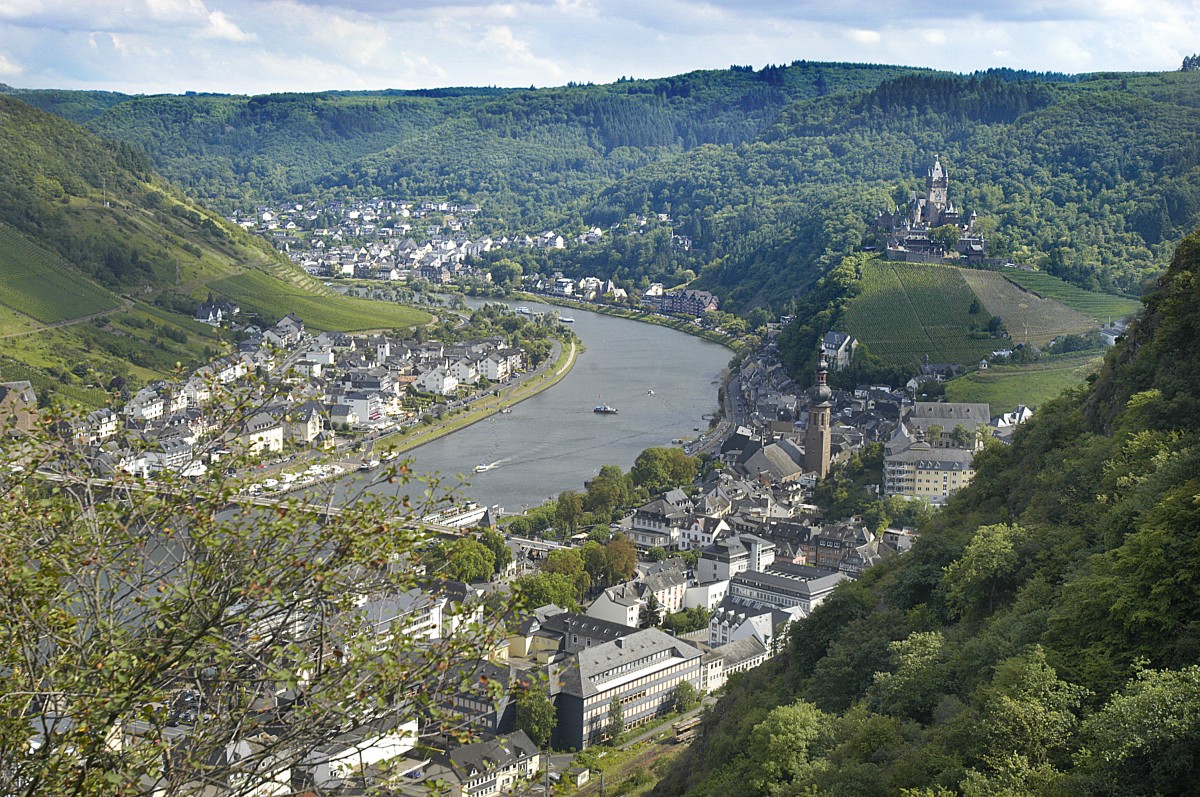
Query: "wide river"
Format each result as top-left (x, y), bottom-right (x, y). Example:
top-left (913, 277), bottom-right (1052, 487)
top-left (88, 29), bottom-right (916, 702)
top-left (332, 297), bottom-right (729, 513)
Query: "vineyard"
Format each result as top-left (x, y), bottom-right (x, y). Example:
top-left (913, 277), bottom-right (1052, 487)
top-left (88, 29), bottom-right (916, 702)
top-left (209, 269), bottom-right (432, 331)
top-left (960, 269), bottom-right (1095, 347)
top-left (0, 224), bottom-right (119, 324)
top-left (1000, 269), bottom-right (1141, 323)
top-left (842, 262), bottom-right (998, 367)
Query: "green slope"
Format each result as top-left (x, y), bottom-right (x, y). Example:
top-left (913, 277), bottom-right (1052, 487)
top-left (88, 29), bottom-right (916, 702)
top-left (0, 94), bottom-right (430, 405)
top-left (654, 229), bottom-right (1200, 797)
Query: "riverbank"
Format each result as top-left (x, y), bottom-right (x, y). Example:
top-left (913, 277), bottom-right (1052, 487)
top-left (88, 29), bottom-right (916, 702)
top-left (372, 338), bottom-right (579, 457)
top-left (510, 292), bottom-right (745, 353)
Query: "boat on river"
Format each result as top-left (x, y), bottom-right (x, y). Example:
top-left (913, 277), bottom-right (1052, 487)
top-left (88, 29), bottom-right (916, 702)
top-left (559, 317), bottom-right (575, 323)
top-left (517, 307), bottom-right (531, 315)
top-left (593, 405), bottom-right (619, 414)
top-left (474, 463), bottom-right (495, 473)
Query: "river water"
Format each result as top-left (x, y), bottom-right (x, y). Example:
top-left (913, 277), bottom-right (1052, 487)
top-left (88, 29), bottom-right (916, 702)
top-left (332, 297), bottom-right (729, 513)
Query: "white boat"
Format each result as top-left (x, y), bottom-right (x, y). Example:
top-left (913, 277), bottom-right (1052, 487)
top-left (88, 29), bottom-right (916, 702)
top-left (594, 405), bottom-right (618, 414)
top-left (517, 307), bottom-right (531, 315)
top-left (474, 463), bottom-right (494, 473)
top-left (646, 389), bottom-right (655, 395)
top-left (559, 316), bottom-right (575, 323)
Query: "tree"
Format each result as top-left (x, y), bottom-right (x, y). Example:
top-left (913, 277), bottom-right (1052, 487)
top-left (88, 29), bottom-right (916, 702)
top-left (0, 405), bottom-right (504, 796)
top-left (641, 592), bottom-right (663, 628)
top-left (543, 548), bottom-right (591, 599)
top-left (674, 681), bottom-right (700, 713)
top-left (1074, 665), bottom-right (1200, 795)
top-left (942, 524), bottom-right (1027, 618)
top-left (867, 631), bottom-right (947, 722)
top-left (630, 447), bottom-right (697, 493)
top-left (441, 537), bottom-right (496, 584)
top-left (515, 686), bottom-right (557, 749)
top-left (603, 535), bottom-right (638, 585)
top-left (605, 696), bottom-right (625, 745)
top-left (745, 700), bottom-right (829, 794)
top-left (477, 527), bottom-right (513, 577)
top-left (513, 572), bottom-right (579, 611)
top-left (929, 224), bottom-right (961, 252)
top-left (555, 489), bottom-right (583, 535)
top-left (584, 464), bottom-right (632, 514)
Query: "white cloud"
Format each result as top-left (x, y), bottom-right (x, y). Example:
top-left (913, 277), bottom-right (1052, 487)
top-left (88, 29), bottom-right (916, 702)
top-left (847, 29), bottom-right (881, 44)
top-left (203, 10), bottom-right (256, 41)
top-left (0, 0), bottom-right (1197, 93)
top-left (0, 53), bottom-right (21, 76)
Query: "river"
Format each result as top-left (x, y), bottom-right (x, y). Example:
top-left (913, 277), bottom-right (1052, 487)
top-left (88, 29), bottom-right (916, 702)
top-left (330, 297), bottom-right (729, 513)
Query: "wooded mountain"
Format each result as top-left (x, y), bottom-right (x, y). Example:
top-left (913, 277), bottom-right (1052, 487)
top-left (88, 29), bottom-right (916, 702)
top-left (7, 65), bottom-right (1198, 327)
top-left (653, 228), bottom-right (1200, 796)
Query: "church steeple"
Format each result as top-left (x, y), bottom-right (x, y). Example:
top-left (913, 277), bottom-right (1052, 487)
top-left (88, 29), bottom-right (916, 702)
top-left (805, 355), bottom-right (833, 479)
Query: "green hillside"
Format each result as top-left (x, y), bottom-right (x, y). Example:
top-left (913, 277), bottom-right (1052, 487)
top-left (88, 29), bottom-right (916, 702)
top-left (841, 261), bottom-right (998, 367)
top-left (0, 223), bottom-right (119, 324)
top-left (1002, 269), bottom-right (1142, 322)
top-left (654, 229), bottom-right (1200, 797)
top-left (11, 68), bottom-right (1199, 377)
top-left (0, 95), bottom-right (430, 404)
top-left (944, 350), bottom-right (1105, 408)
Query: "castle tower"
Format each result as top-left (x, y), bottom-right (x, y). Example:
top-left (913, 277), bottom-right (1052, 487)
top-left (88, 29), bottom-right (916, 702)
top-left (805, 357), bottom-right (833, 479)
top-left (925, 156), bottom-right (948, 224)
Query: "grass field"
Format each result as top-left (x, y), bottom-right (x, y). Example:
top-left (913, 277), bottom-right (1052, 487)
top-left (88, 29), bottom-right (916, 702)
top-left (842, 262), bottom-right (1000, 367)
top-left (960, 269), bottom-right (1095, 346)
top-left (209, 269), bottom-right (433, 331)
top-left (944, 351), bottom-right (1105, 409)
top-left (0, 224), bottom-right (120, 323)
top-left (1000, 270), bottom-right (1141, 323)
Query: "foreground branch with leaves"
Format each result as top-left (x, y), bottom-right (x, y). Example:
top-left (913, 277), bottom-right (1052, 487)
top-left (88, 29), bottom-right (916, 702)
top-left (0, 400), bottom-right (508, 795)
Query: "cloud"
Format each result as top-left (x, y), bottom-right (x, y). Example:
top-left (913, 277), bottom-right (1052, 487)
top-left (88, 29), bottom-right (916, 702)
top-left (0, 53), bottom-right (21, 76)
top-left (0, 0), bottom-right (1197, 93)
top-left (202, 10), bottom-right (256, 42)
top-left (847, 29), bottom-right (881, 44)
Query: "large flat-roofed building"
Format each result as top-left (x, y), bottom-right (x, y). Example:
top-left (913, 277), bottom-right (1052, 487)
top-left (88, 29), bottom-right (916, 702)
top-left (554, 628), bottom-right (702, 750)
top-left (728, 564), bottom-right (850, 614)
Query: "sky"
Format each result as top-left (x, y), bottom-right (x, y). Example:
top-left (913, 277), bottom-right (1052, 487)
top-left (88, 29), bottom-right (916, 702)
top-left (0, 0), bottom-right (1197, 95)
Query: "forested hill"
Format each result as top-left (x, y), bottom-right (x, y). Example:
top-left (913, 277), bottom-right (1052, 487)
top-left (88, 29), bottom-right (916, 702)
top-left (7, 66), bottom-right (1200, 329)
top-left (654, 228), bottom-right (1200, 797)
top-left (1, 62), bottom-right (925, 217)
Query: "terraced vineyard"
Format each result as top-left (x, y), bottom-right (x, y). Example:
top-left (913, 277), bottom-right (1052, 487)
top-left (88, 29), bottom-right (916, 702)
top-left (209, 269), bottom-right (432, 331)
top-left (960, 269), bottom-right (1095, 347)
top-left (1000, 269), bottom-right (1141, 322)
top-left (0, 224), bottom-right (120, 323)
top-left (842, 262), bottom-right (998, 367)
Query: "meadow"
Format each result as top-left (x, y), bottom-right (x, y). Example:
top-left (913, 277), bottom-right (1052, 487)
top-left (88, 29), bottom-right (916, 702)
top-left (209, 270), bottom-right (432, 331)
top-left (960, 269), bottom-right (1095, 346)
top-left (944, 350), bottom-right (1105, 409)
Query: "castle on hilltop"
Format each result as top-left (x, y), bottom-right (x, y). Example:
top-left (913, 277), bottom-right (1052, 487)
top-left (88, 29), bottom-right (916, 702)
top-left (875, 157), bottom-right (988, 264)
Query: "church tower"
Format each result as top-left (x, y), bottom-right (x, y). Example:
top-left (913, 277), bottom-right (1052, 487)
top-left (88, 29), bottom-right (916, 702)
top-left (805, 356), bottom-right (833, 479)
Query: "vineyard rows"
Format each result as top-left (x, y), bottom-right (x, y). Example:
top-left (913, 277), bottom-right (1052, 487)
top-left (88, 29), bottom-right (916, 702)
top-left (1001, 270), bottom-right (1141, 323)
top-left (0, 225), bottom-right (118, 324)
top-left (843, 262), bottom-right (998, 367)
